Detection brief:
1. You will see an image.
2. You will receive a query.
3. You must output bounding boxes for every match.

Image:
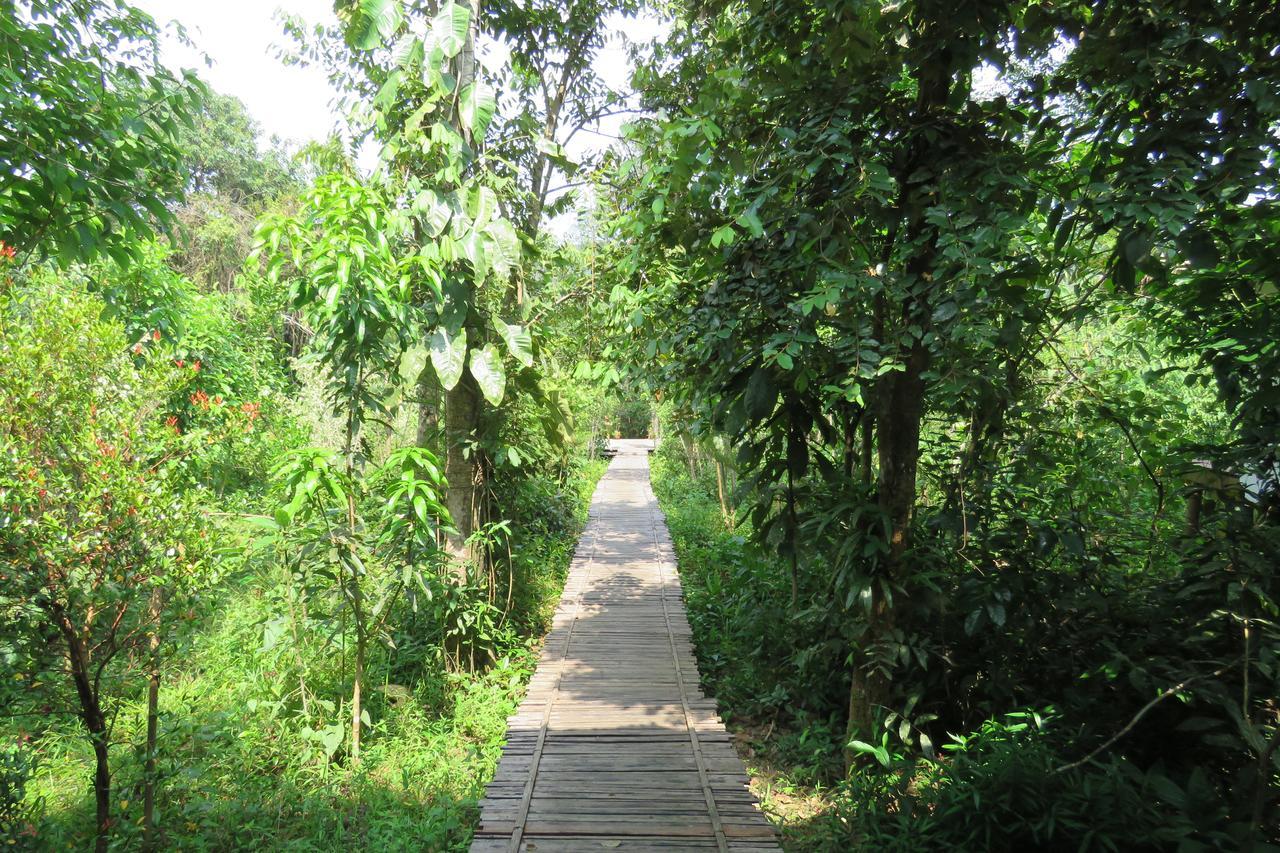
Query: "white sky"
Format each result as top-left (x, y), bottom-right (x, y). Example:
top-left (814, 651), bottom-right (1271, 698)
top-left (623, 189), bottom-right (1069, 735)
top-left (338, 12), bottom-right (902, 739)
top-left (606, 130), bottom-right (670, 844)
top-left (134, 1), bottom-right (662, 234)
top-left (135, 0), bottom-right (343, 147)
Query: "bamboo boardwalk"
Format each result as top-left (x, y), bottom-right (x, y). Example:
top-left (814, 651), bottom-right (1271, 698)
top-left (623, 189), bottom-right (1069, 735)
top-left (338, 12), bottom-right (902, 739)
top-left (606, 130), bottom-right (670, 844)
top-left (471, 440), bottom-right (780, 852)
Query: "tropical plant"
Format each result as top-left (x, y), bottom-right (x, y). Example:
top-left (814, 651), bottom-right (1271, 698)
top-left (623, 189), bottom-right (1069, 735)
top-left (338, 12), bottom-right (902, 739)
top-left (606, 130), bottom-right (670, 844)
top-left (0, 279), bottom-right (217, 851)
top-left (0, 0), bottom-right (205, 266)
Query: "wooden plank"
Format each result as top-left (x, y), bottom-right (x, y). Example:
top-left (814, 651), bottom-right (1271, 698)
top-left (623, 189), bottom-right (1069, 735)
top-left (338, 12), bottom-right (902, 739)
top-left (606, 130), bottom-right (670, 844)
top-left (470, 442), bottom-right (778, 852)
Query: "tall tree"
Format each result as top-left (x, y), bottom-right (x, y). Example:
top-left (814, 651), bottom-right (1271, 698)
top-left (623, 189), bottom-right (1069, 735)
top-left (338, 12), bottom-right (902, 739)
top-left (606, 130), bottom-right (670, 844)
top-left (487, 0), bottom-right (641, 246)
top-left (619, 0), bottom-right (1280, 753)
top-left (0, 0), bottom-right (205, 266)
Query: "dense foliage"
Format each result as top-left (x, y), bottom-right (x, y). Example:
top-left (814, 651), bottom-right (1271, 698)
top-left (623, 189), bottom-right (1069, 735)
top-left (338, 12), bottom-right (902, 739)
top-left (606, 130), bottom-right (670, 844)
top-left (2, 0), bottom-right (1277, 850)
top-left (618, 0), bottom-right (1279, 849)
top-left (1, 0), bottom-right (623, 848)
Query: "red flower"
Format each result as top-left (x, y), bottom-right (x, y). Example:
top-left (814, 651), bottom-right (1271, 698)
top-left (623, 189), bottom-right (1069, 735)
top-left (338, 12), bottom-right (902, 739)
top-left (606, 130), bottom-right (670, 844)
top-left (132, 343), bottom-right (143, 355)
top-left (152, 329), bottom-right (161, 341)
top-left (174, 359), bottom-right (184, 367)
top-left (192, 360), bottom-right (201, 372)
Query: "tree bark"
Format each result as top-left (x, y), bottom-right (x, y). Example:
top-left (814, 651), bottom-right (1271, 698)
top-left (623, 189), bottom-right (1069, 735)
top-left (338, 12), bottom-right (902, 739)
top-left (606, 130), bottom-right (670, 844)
top-left (436, 0), bottom-right (483, 575)
top-left (444, 371), bottom-right (482, 569)
top-left (60, 621), bottom-right (111, 853)
top-left (351, 631), bottom-right (365, 764)
top-left (715, 459), bottom-right (731, 528)
top-left (142, 587), bottom-right (163, 851)
top-left (845, 45), bottom-right (952, 764)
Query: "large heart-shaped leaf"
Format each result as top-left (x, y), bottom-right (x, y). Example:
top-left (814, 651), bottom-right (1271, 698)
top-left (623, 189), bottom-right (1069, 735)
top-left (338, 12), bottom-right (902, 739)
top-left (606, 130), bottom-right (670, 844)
top-left (460, 82), bottom-right (496, 139)
top-left (459, 228), bottom-right (488, 283)
top-left (484, 219), bottom-right (519, 279)
top-left (432, 1), bottom-right (471, 59)
top-left (399, 343), bottom-right (429, 384)
top-left (469, 343), bottom-right (506, 406)
top-left (429, 328), bottom-right (467, 390)
top-left (347, 0), bottom-right (404, 50)
top-left (469, 185), bottom-right (498, 230)
top-left (413, 189), bottom-right (451, 237)
top-left (498, 322), bottom-right (533, 368)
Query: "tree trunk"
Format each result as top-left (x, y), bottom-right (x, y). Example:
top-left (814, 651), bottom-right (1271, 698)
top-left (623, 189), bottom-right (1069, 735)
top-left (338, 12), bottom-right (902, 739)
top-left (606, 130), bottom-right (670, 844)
top-left (437, 0), bottom-right (483, 575)
top-left (860, 407), bottom-right (875, 486)
top-left (715, 459), bottom-right (731, 528)
top-left (62, 626), bottom-right (111, 853)
top-left (844, 43), bottom-right (952, 767)
top-left (142, 587), bottom-right (163, 851)
top-left (877, 342), bottom-right (929, 566)
top-left (351, 632), bottom-right (365, 765)
top-left (681, 434), bottom-right (698, 478)
top-left (444, 371), bottom-right (481, 569)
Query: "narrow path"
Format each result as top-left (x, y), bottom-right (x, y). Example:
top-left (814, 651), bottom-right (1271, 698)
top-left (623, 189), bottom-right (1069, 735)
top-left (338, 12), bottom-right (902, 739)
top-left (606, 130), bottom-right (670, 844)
top-left (471, 440), bottom-right (780, 852)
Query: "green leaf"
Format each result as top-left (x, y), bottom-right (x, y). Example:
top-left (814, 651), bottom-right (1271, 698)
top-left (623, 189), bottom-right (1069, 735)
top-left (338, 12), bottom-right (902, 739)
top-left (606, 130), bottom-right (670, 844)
top-left (498, 322), bottom-right (533, 368)
top-left (1176, 229), bottom-right (1221, 269)
top-left (744, 367), bottom-right (777, 421)
top-left (429, 327), bottom-right (467, 390)
top-left (432, 1), bottom-right (471, 59)
top-left (413, 189), bottom-right (451, 237)
top-left (460, 82), bottom-right (497, 139)
top-left (484, 219), bottom-right (520, 279)
top-left (469, 185), bottom-right (498, 229)
top-left (736, 208), bottom-right (763, 237)
top-left (711, 225), bottom-right (736, 247)
top-left (459, 228), bottom-right (488, 282)
top-left (470, 343), bottom-right (506, 406)
top-left (932, 301), bottom-right (958, 323)
top-left (348, 0), bottom-right (404, 50)
top-left (399, 343), bottom-right (429, 384)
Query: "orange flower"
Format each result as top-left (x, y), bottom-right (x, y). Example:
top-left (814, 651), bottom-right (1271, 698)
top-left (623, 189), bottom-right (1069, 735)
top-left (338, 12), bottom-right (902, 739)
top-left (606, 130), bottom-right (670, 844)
top-left (152, 329), bottom-right (161, 341)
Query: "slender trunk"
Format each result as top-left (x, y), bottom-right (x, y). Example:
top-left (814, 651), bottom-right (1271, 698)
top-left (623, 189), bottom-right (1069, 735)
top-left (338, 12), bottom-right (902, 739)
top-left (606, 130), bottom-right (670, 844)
top-left (681, 434), bottom-right (698, 479)
top-left (61, 623), bottom-right (110, 852)
top-left (860, 407), bottom-right (875, 487)
top-left (715, 459), bottom-right (731, 528)
top-left (440, 0), bottom-right (482, 574)
top-left (142, 587), bottom-right (163, 851)
top-left (845, 46), bottom-right (950, 765)
top-left (444, 372), bottom-right (481, 570)
top-left (337, 365), bottom-right (366, 764)
top-left (285, 580), bottom-right (311, 718)
top-left (90, 731), bottom-right (111, 853)
top-left (351, 631), bottom-right (365, 765)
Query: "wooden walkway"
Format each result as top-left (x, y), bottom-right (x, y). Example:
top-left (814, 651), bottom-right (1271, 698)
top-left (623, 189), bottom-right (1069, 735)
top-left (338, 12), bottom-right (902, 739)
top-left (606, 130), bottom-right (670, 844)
top-left (472, 440), bottom-right (780, 852)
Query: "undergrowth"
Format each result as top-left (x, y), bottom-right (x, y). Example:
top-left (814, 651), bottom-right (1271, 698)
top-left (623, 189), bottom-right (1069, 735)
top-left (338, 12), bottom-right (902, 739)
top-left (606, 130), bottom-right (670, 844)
top-left (10, 460), bottom-right (606, 851)
top-left (651, 443), bottom-right (1279, 852)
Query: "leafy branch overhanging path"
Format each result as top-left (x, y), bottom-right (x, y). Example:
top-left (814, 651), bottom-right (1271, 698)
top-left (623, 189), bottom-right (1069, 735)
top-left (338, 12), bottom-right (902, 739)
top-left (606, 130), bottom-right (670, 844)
top-left (472, 440), bottom-right (780, 852)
